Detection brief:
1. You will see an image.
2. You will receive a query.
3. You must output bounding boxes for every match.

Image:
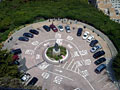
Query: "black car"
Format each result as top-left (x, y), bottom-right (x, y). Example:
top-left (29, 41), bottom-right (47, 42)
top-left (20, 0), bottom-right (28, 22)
top-left (27, 77), bottom-right (38, 86)
top-left (43, 25), bottom-right (50, 32)
top-left (29, 29), bottom-right (39, 35)
top-left (95, 64), bottom-right (106, 74)
top-left (94, 57), bottom-right (106, 65)
top-left (93, 50), bottom-right (105, 59)
top-left (89, 40), bottom-right (98, 47)
top-left (23, 33), bottom-right (34, 38)
top-left (18, 37), bottom-right (29, 41)
top-left (10, 48), bottom-right (22, 55)
top-left (77, 28), bottom-right (83, 36)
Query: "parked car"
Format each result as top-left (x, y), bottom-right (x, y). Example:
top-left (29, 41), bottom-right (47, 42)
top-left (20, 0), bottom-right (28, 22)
top-left (90, 45), bottom-right (101, 53)
top-left (77, 28), bottom-right (83, 36)
top-left (10, 48), bottom-right (22, 55)
top-left (89, 40), bottom-right (98, 47)
top-left (18, 37), bottom-right (29, 41)
top-left (58, 25), bottom-right (64, 32)
top-left (12, 55), bottom-right (19, 61)
top-left (29, 29), bottom-right (39, 35)
top-left (95, 64), bottom-right (106, 74)
top-left (93, 50), bottom-right (105, 59)
top-left (65, 25), bottom-right (71, 33)
top-left (13, 60), bottom-right (20, 65)
top-left (21, 73), bottom-right (31, 82)
top-left (94, 57), bottom-right (106, 65)
top-left (82, 31), bottom-right (89, 39)
top-left (87, 35), bottom-right (94, 42)
top-left (50, 24), bottom-right (58, 32)
top-left (23, 33), bottom-right (34, 38)
top-left (43, 25), bottom-right (50, 32)
top-left (27, 77), bottom-right (38, 86)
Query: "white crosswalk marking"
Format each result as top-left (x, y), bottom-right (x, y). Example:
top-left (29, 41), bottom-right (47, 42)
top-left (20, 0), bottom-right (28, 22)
top-left (38, 62), bottom-right (49, 70)
top-left (42, 72), bottom-right (49, 79)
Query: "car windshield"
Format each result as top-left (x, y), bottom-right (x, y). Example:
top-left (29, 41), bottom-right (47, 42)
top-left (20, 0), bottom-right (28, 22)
top-left (84, 35), bottom-right (87, 37)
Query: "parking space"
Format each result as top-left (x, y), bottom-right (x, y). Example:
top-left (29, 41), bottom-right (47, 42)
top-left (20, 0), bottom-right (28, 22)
top-left (3, 19), bottom-right (117, 90)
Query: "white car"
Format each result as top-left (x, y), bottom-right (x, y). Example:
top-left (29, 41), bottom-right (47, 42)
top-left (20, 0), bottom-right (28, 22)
top-left (58, 25), bottom-right (64, 32)
top-left (65, 25), bottom-right (71, 33)
top-left (87, 35), bottom-right (94, 42)
top-left (82, 31), bottom-right (89, 40)
top-left (90, 45), bottom-right (102, 53)
top-left (21, 73), bottom-right (31, 82)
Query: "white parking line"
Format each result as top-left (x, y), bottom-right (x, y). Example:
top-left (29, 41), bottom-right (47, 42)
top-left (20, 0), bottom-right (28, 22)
top-left (66, 59), bottom-right (74, 70)
top-left (48, 71), bottom-right (73, 81)
top-left (62, 61), bottom-right (68, 69)
top-left (103, 82), bottom-right (111, 88)
top-left (97, 76), bottom-right (107, 83)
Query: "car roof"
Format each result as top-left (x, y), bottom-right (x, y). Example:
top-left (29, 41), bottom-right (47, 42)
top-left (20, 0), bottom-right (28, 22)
top-left (97, 64), bottom-right (106, 71)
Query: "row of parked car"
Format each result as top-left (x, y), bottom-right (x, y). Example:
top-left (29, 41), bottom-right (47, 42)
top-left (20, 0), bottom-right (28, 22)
top-left (18, 29), bottom-right (39, 41)
top-left (76, 28), bottom-right (106, 74)
top-left (43, 24), bottom-right (71, 33)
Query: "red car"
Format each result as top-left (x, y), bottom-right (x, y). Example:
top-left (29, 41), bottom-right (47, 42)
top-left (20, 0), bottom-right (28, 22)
top-left (50, 24), bottom-right (58, 32)
top-left (12, 55), bottom-right (19, 61)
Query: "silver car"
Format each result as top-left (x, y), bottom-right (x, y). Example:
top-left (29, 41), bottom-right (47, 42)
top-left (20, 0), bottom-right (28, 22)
top-left (90, 45), bottom-right (102, 53)
top-left (65, 25), bottom-right (71, 33)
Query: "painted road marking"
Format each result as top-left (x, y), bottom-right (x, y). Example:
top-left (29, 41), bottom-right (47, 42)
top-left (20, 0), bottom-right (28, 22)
top-left (55, 33), bottom-right (61, 39)
top-left (79, 50), bottom-right (88, 56)
top-left (48, 71), bottom-right (73, 81)
top-left (62, 61), bottom-right (68, 69)
top-left (97, 76), bottom-right (107, 83)
top-left (38, 62), bottom-right (49, 70)
top-left (66, 35), bottom-right (73, 41)
top-left (66, 59), bottom-right (74, 70)
top-left (31, 41), bottom-right (39, 46)
top-left (73, 51), bottom-right (79, 57)
top-left (84, 59), bottom-right (91, 65)
top-left (42, 72), bottom-right (50, 79)
top-left (55, 69), bottom-right (63, 73)
top-left (81, 70), bottom-right (89, 78)
top-left (43, 42), bottom-right (50, 47)
top-left (53, 76), bottom-right (63, 84)
top-left (67, 44), bottom-right (73, 49)
top-left (36, 54), bottom-right (40, 59)
top-left (74, 88), bottom-right (81, 90)
top-left (56, 39), bottom-right (63, 45)
top-left (25, 50), bottom-right (34, 55)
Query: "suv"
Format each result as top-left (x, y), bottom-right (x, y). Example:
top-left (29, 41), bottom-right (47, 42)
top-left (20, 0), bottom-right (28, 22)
top-left (43, 25), bottom-right (50, 32)
top-left (18, 37), bottom-right (29, 41)
top-left (95, 64), bottom-right (106, 74)
top-left (50, 24), bottom-right (58, 32)
top-left (27, 77), bottom-right (38, 86)
top-left (89, 40), bottom-right (98, 47)
top-left (77, 28), bottom-right (83, 36)
top-left (93, 50), bottom-right (105, 59)
top-left (82, 31), bottom-right (89, 39)
top-left (29, 29), bottom-right (39, 35)
top-left (65, 25), bottom-right (71, 33)
top-left (23, 33), bottom-right (34, 38)
top-left (10, 48), bottom-right (22, 55)
top-left (94, 57), bottom-right (106, 65)
top-left (21, 73), bottom-right (31, 82)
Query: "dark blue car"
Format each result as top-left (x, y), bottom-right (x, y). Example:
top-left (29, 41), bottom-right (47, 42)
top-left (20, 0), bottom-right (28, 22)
top-left (23, 33), bottom-right (34, 38)
top-left (89, 40), bottom-right (98, 47)
top-left (77, 28), bottom-right (83, 36)
top-left (95, 64), bottom-right (106, 74)
top-left (18, 37), bottom-right (29, 41)
top-left (94, 57), bottom-right (106, 65)
top-left (10, 48), bottom-right (22, 55)
top-left (93, 50), bottom-right (105, 59)
top-left (29, 29), bottom-right (39, 35)
top-left (27, 77), bottom-right (38, 86)
top-left (43, 25), bottom-right (50, 32)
